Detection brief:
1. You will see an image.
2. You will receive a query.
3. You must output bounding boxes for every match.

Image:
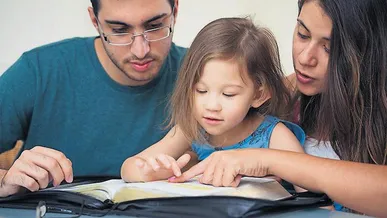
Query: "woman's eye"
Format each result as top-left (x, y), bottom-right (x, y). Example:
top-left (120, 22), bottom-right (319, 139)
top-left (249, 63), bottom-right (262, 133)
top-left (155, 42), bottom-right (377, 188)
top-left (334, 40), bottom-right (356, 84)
top-left (323, 45), bottom-right (330, 53)
top-left (297, 32), bottom-right (309, 39)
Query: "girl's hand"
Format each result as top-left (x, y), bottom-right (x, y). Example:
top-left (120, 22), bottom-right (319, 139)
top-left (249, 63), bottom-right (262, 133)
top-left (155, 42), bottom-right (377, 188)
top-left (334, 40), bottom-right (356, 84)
top-left (134, 153), bottom-right (191, 180)
top-left (170, 149), bottom-right (270, 187)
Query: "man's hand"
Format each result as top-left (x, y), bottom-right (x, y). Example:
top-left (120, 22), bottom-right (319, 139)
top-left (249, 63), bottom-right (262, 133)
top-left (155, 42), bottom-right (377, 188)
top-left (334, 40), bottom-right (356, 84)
top-left (0, 146), bottom-right (73, 197)
top-left (170, 149), bottom-right (270, 187)
top-left (134, 153), bottom-right (191, 181)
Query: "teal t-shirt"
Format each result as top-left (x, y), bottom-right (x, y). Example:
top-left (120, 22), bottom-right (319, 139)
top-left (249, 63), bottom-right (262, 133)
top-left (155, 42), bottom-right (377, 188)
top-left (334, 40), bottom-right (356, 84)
top-left (0, 37), bottom-right (187, 176)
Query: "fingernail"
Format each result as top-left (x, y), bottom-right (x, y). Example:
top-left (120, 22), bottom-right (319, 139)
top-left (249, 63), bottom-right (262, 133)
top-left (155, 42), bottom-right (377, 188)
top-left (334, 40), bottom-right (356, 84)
top-left (68, 175), bottom-right (73, 183)
top-left (168, 176), bottom-right (176, 182)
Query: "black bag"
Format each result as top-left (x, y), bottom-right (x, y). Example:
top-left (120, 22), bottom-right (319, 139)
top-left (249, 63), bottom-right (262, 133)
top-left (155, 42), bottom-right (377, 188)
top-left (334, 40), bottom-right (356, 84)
top-left (0, 176), bottom-right (332, 218)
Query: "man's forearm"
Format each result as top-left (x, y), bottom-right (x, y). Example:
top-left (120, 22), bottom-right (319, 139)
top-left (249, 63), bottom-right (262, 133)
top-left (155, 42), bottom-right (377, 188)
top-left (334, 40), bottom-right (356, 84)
top-left (266, 150), bottom-right (387, 217)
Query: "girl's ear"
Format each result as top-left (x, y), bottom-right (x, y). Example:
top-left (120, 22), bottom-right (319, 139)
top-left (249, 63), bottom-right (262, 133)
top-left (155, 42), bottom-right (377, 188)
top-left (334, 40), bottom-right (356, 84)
top-left (251, 86), bottom-right (271, 108)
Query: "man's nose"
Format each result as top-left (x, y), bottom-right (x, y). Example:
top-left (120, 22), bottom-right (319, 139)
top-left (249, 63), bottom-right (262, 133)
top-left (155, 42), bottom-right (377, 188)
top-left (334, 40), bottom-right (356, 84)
top-left (130, 34), bottom-right (150, 59)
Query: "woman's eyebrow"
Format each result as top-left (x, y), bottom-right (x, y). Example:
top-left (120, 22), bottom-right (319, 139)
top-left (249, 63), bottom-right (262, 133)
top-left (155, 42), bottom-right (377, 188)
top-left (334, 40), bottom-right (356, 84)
top-left (297, 19), bottom-right (310, 32)
top-left (297, 18), bottom-right (331, 41)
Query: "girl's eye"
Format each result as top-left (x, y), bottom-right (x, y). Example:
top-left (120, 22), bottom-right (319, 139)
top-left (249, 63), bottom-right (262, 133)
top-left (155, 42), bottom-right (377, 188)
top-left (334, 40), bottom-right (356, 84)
top-left (297, 32), bottom-right (309, 40)
top-left (196, 89), bottom-right (207, 94)
top-left (223, 93), bottom-right (236, 97)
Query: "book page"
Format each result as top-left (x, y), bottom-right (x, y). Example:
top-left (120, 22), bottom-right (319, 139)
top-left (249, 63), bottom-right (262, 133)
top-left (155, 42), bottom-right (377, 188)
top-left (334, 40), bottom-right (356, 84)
top-left (47, 179), bottom-right (125, 202)
top-left (52, 177), bottom-right (292, 203)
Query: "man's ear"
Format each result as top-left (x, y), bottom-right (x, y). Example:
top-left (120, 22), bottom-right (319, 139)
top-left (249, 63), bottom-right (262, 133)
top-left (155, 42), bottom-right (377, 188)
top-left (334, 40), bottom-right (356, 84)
top-left (173, 0), bottom-right (179, 25)
top-left (251, 86), bottom-right (271, 108)
top-left (88, 7), bottom-right (99, 31)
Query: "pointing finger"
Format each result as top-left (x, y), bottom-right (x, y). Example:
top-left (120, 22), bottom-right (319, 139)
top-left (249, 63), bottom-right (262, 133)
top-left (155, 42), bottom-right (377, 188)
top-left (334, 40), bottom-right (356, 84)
top-left (170, 157), bottom-right (209, 183)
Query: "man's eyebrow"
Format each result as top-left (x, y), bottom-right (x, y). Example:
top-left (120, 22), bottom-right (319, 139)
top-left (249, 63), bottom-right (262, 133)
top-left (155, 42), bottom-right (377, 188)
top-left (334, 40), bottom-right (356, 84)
top-left (105, 20), bottom-right (131, 27)
top-left (104, 13), bottom-right (168, 27)
top-left (145, 13), bottom-right (168, 23)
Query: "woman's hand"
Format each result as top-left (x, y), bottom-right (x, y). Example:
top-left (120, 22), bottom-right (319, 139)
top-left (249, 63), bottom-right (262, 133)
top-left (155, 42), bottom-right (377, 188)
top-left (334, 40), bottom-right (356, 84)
top-left (170, 149), bottom-right (270, 187)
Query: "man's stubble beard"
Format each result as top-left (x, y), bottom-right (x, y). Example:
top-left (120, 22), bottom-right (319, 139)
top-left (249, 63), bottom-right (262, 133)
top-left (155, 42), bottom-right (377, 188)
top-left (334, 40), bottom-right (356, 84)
top-left (105, 48), bottom-right (159, 83)
top-left (101, 38), bottom-right (173, 84)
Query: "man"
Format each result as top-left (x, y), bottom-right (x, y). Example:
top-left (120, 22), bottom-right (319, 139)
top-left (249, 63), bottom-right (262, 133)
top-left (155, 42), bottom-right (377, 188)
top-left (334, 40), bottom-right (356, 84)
top-left (0, 0), bottom-right (186, 197)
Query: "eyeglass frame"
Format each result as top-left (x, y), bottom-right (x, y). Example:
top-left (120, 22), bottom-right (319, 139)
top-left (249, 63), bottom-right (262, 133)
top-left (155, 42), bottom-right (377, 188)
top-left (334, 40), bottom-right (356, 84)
top-left (96, 7), bottom-right (175, 46)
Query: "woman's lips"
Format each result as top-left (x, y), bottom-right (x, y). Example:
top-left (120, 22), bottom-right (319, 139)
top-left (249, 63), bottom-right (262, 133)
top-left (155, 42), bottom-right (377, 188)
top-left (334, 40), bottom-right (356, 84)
top-left (296, 70), bottom-right (314, 84)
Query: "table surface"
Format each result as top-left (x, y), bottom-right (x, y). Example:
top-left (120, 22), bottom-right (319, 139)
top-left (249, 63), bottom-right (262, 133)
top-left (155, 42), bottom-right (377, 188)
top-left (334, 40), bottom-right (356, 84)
top-left (0, 207), bottom-right (372, 218)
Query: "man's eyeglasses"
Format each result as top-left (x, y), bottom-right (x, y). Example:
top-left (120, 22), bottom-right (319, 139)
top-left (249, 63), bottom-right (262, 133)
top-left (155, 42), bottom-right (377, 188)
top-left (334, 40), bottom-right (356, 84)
top-left (97, 9), bottom-right (174, 46)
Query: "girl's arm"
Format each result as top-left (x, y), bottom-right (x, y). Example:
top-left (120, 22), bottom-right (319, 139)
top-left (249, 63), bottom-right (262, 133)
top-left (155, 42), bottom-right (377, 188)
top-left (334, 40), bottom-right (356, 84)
top-left (121, 126), bottom-right (192, 182)
top-left (268, 123), bottom-right (306, 192)
top-left (268, 123), bottom-right (304, 153)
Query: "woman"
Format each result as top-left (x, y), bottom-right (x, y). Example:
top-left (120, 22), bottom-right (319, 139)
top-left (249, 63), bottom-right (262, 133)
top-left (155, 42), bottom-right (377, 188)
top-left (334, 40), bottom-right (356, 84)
top-left (172, 0), bottom-right (387, 216)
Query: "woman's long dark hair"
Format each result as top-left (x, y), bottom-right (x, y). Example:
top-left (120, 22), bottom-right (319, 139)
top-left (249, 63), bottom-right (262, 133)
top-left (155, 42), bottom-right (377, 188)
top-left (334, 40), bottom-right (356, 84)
top-left (298, 0), bottom-right (387, 164)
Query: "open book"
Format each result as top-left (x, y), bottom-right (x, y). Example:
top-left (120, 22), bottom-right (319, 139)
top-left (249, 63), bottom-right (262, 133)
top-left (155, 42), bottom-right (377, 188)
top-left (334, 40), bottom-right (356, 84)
top-left (42, 177), bottom-right (292, 203)
top-left (0, 176), bottom-right (331, 217)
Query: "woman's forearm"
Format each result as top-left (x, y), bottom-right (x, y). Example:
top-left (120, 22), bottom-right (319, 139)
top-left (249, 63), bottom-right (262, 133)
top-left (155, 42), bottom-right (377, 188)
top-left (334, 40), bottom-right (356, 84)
top-left (265, 150), bottom-right (387, 217)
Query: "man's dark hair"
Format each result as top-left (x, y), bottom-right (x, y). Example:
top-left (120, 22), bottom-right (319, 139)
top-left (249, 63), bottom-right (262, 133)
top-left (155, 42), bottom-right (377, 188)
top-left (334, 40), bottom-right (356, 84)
top-left (90, 0), bottom-right (175, 18)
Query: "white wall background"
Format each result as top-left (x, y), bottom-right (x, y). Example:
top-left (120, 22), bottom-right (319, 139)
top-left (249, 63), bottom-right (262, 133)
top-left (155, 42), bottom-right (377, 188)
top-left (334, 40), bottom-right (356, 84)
top-left (0, 0), bottom-right (298, 75)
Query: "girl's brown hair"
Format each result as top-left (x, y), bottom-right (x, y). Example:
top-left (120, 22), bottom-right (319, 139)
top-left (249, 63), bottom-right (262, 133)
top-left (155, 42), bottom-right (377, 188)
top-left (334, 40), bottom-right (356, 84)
top-left (168, 17), bottom-right (291, 142)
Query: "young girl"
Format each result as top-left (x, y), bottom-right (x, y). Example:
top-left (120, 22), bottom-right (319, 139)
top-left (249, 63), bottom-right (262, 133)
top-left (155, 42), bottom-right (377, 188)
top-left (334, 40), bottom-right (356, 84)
top-left (121, 17), bottom-right (305, 186)
top-left (170, 1), bottom-right (387, 217)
